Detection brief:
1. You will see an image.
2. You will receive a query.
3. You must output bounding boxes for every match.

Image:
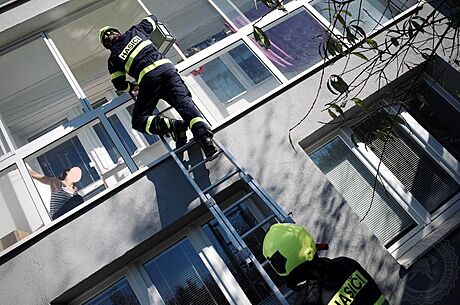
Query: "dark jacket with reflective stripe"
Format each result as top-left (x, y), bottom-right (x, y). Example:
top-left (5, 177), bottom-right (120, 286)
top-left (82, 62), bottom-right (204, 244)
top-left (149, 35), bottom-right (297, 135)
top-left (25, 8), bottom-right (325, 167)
top-left (286, 257), bottom-right (387, 305)
top-left (107, 15), bottom-right (170, 92)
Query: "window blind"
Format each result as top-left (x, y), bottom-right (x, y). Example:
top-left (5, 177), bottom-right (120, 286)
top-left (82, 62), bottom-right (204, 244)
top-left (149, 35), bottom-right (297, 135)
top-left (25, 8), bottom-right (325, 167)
top-left (310, 137), bottom-right (416, 246)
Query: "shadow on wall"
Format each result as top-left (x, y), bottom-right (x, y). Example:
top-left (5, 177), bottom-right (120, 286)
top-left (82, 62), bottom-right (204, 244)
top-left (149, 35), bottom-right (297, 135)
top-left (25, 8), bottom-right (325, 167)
top-left (142, 143), bottom-right (214, 229)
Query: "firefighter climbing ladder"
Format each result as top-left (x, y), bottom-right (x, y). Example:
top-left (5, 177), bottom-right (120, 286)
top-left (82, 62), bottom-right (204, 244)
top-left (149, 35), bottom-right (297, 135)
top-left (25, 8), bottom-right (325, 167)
top-left (160, 133), bottom-right (292, 305)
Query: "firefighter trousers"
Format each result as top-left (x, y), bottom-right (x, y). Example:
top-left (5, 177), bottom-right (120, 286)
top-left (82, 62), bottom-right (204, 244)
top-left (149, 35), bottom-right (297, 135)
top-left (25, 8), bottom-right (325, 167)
top-left (131, 66), bottom-right (212, 139)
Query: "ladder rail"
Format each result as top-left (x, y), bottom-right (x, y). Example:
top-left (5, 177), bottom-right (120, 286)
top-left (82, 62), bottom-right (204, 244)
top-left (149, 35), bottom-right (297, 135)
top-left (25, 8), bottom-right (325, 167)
top-left (161, 135), bottom-right (290, 305)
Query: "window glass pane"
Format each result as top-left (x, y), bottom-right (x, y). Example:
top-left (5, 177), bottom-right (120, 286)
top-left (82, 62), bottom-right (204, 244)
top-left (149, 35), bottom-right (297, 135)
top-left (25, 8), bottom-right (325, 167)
top-left (25, 119), bottom-right (130, 220)
top-left (142, 0), bottom-right (233, 57)
top-left (311, 0), bottom-right (415, 33)
top-left (0, 165), bottom-right (43, 252)
top-left (250, 8), bottom-right (328, 79)
top-left (49, 0), bottom-right (181, 104)
top-left (408, 81), bottom-right (460, 161)
top-left (353, 112), bottom-right (460, 214)
top-left (0, 38), bottom-right (82, 150)
top-left (83, 277), bottom-right (141, 305)
top-left (203, 192), bottom-right (290, 304)
top-left (0, 123), bottom-right (11, 158)
top-left (143, 239), bottom-right (230, 305)
top-left (105, 101), bottom-right (171, 168)
top-left (183, 41), bottom-right (280, 121)
top-left (310, 137), bottom-right (416, 246)
top-left (213, 0), bottom-right (293, 27)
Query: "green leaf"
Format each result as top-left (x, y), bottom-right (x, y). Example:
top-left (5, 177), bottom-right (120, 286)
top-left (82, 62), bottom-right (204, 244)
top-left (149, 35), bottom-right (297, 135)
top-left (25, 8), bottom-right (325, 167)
top-left (326, 38), bottom-right (345, 56)
top-left (350, 25), bottom-right (366, 38)
top-left (351, 97), bottom-right (367, 110)
top-left (253, 26), bottom-right (271, 49)
top-left (339, 9), bottom-right (353, 17)
top-left (374, 130), bottom-right (387, 141)
top-left (329, 104), bottom-right (344, 117)
top-left (351, 52), bottom-right (368, 61)
top-left (346, 27), bottom-right (357, 44)
top-left (260, 0), bottom-right (276, 8)
top-left (328, 109), bottom-right (338, 119)
top-left (416, 93), bottom-right (428, 109)
top-left (390, 37), bottom-right (399, 47)
top-left (421, 52), bottom-right (431, 60)
top-left (329, 74), bottom-right (349, 94)
top-left (351, 133), bottom-right (363, 147)
top-left (336, 14), bottom-right (346, 27)
top-left (365, 38), bottom-right (378, 49)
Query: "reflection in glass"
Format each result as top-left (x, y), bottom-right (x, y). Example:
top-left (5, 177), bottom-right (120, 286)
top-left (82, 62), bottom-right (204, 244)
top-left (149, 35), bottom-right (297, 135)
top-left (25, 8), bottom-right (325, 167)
top-left (0, 38), bottom-right (82, 149)
top-left (353, 112), bottom-right (460, 214)
top-left (310, 137), bottom-right (416, 246)
top-left (311, 0), bottom-right (415, 33)
top-left (214, 0), bottom-right (293, 25)
top-left (105, 101), bottom-right (171, 168)
top-left (49, 0), bottom-right (149, 103)
top-left (26, 120), bottom-right (130, 219)
top-left (142, 0), bottom-right (233, 57)
top-left (407, 81), bottom-right (460, 161)
top-left (251, 9), bottom-right (328, 79)
top-left (203, 194), bottom-right (289, 304)
top-left (83, 277), bottom-right (141, 305)
top-left (0, 166), bottom-right (43, 252)
top-left (143, 239), bottom-right (230, 305)
top-left (184, 42), bottom-right (279, 121)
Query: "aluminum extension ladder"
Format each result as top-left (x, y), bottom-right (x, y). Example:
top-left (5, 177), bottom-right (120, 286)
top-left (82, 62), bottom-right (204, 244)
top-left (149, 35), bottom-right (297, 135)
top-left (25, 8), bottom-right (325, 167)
top-left (160, 133), bottom-right (292, 305)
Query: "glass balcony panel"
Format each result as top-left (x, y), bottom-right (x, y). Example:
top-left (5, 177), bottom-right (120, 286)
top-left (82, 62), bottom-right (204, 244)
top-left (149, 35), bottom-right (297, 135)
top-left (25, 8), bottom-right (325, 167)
top-left (0, 165), bottom-right (43, 253)
top-left (183, 41), bottom-right (280, 121)
top-left (213, 0), bottom-right (293, 27)
top-left (249, 8), bottom-right (328, 79)
top-left (0, 38), bottom-right (82, 150)
top-left (203, 191), bottom-right (290, 304)
top-left (48, 0), bottom-right (183, 105)
top-left (311, 0), bottom-right (417, 33)
top-left (104, 99), bottom-right (180, 168)
top-left (25, 119), bottom-right (130, 220)
top-left (142, 0), bottom-right (234, 57)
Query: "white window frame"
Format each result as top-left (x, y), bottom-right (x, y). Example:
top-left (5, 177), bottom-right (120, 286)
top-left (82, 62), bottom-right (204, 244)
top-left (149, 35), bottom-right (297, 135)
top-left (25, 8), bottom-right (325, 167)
top-left (70, 267), bottom-right (152, 305)
top-left (307, 79), bottom-right (460, 267)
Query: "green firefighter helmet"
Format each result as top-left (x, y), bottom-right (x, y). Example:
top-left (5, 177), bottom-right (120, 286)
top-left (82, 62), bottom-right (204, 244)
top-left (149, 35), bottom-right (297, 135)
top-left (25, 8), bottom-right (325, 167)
top-left (98, 26), bottom-right (120, 46)
top-left (262, 223), bottom-right (317, 276)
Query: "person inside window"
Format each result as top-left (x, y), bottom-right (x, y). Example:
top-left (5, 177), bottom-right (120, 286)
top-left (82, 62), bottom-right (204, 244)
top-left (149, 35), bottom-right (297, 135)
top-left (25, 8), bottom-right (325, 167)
top-left (29, 166), bottom-right (84, 220)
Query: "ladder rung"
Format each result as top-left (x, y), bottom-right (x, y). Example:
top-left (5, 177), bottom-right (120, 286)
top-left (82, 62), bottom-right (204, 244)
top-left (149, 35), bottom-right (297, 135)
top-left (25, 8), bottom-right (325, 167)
top-left (241, 214), bottom-right (277, 239)
top-left (187, 150), bottom-right (223, 173)
top-left (223, 191), bottom-right (255, 213)
top-left (173, 139), bottom-right (196, 154)
top-left (156, 105), bottom-right (173, 116)
top-left (202, 168), bottom-right (240, 194)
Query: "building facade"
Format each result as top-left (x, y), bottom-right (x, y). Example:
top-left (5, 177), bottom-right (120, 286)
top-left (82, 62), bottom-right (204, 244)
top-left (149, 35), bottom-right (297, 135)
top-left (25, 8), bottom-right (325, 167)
top-left (0, 0), bottom-right (458, 304)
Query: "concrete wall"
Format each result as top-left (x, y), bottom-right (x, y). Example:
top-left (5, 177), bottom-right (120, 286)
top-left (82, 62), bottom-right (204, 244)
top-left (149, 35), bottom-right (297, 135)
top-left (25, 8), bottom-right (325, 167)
top-left (0, 2), bottom-right (458, 305)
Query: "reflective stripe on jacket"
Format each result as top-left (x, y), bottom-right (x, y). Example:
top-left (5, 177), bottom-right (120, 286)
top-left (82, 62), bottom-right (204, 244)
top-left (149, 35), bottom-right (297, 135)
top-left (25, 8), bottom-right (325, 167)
top-left (107, 15), bottom-right (172, 91)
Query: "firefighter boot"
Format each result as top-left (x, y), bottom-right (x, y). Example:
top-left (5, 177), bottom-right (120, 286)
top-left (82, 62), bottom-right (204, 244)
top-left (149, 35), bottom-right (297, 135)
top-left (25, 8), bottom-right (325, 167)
top-left (168, 118), bottom-right (188, 148)
top-left (197, 135), bottom-right (217, 158)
